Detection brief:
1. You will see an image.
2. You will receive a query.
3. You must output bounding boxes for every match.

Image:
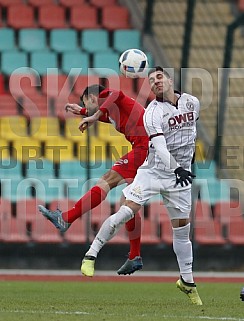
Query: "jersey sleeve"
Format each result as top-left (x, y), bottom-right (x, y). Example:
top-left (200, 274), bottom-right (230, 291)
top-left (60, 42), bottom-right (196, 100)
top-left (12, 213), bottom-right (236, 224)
top-left (143, 102), bottom-right (164, 139)
top-left (80, 108), bottom-right (87, 116)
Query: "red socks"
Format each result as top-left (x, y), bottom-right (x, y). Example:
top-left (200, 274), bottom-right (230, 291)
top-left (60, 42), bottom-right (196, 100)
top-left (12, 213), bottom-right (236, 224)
top-left (62, 186), bottom-right (107, 223)
top-left (125, 213), bottom-right (141, 259)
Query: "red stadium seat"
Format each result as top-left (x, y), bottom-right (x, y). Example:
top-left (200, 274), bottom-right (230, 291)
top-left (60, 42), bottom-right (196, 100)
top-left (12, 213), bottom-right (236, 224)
top-left (59, 0), bottom-right (85, 7)
top-left (1, 199), bottom-right (30, 242)
top-left (214, 201), bottom-right (243, 225)
top-left (28, 0), bottom-right (55, 6)
top-left (90, 0), bottom-right (116, 8)
top-left (21, 94), bottom-right (51, 118)
top-left (238, 0), bottom-right (244, 12)
top-left (42, 74), bottom-right (72, 98)
top-left (105, 76), bottom-right (136, 98)
top-left (73, 75), bottom-right (100, 97)
top-left (70, 5), bottom-right (100, 30)
top-left (54, 92), bottom-right (80, 121)
top-left (7, 4), bottom-right (35, 29)
top-left (64, 217), bottom-right (86, 243)
top-left (0, 0), bottom-right (22, 6)
top-left (193, 201), bottom-right (226, 244)
top-left (32, 214), bottom-right (63, 243)
top-left (194, 219), bottom-right (226, 245)
top-left (1, 217), bottom-right (30, 243)
top-left (227, 219), bottom-right (244, 245)
top-left (9, 73), bottom-right (40, 99)
top-left (90, 200), bottom-right (111, 234)
top-left (160, 220), bottom-right (173, 245)
top-left (38, 5), bottom-right (67, 29)
top-left (0, 74), bottom-right (5, 95)
top-left (141, 219), bottom-right (160, 244)
top-left (16, 198), bottom-right (45, 227)
top-left (102, 5), bottom-right (130, 30)
top-left (148, 200), bottom-right (169, 223)
top-left (0, 94), bottom-right (18, 116)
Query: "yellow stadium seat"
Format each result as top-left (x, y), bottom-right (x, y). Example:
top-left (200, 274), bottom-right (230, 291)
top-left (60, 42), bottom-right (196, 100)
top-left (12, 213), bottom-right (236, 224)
top-left (0, 138), bottom-right (10, 160)
top-left (76, 137), bottom-right (107, 162)
top-left (97, 121), bottom-right (125, 143)
top-left (30, 117), bottom-right (61, 141)
top-left (12, 137), bottom-right (42, 162)
top-left (0, 116), bottom-right (28, 141)
top-left (65, 117), bottom-right (96, 142)
top-left (45, 137), bottom-right (75, 162)
top-left (195, 139), bottom-right (205, 162)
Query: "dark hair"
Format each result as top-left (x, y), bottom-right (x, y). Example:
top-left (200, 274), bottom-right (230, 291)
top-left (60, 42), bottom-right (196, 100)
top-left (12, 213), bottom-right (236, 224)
top-left (148, 66), bottom-right (171, 79)
top-left (80, 84), bottom-right (105, 102)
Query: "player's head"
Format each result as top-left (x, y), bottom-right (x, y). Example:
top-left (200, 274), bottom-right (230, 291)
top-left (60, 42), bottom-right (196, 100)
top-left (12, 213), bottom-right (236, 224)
top-left (148, 66), bottom-right (173, 98)
top-left (80, 84), bottom-right (105, 116)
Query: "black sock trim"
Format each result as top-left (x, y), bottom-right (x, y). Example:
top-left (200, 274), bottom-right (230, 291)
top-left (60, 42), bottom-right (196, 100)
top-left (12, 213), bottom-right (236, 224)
top-left (180, 275), bottom-right (196, 287)
top-left (84, 256), bottom-right (96, 260)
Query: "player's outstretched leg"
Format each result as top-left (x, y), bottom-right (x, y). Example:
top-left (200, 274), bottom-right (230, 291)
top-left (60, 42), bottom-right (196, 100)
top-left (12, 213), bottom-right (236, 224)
top-left (176, 276), bottom-right (203, 305)
top-left (38, 205), bottom-right (70, 233)
top-left (117, 256), bottom-right (143, 275)
top-left (81, 256), bottom-right (96, 277)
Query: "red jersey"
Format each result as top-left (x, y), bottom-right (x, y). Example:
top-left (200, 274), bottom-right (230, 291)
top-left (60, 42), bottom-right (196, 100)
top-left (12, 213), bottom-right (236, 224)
top-left (97, 89), bottom-right (148, 146)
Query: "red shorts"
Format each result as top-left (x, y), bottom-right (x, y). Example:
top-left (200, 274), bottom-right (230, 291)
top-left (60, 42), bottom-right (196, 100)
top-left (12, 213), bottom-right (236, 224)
top-left (111, 144), bottom-right (148, 181)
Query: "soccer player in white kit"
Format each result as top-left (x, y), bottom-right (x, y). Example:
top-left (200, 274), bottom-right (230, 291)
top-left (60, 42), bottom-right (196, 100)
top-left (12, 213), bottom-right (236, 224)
top-left (81, 66), bottom-right (203, 305)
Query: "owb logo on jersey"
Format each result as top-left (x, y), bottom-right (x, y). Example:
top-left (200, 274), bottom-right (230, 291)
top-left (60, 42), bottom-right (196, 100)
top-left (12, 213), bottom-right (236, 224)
top-left (168, 112), bottom-right (194, 130)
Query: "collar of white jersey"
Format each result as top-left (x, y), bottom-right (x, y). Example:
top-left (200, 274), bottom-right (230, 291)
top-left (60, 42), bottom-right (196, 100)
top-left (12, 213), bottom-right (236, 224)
top-left (155, 90), bottom-right (181, 108)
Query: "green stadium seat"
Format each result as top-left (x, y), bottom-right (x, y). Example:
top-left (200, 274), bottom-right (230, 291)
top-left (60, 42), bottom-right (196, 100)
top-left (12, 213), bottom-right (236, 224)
top-left (58, 160), bottom-right (86, 179)
top-left (0, 178), bottom-right (32, 202)
top-left (0, 28), bottom-right (15, 51)
top-left (81, 29), bottom-right (110, 53)
top-left (196, 178), bottom-right (230, 205)
top-left (25, 159), bottom-right (55, 178)
top-left (19, 29), bottom-right (47, 52)
top-left (107, 183), bottom-right (126, 204)
top-left (113, 30), bottom-right (141, 53)
top-left (50, 29), bottom-right (78, 53)
top-left (30, 51), bottom-right (58, 75)
top-left (93, 51), bottom-right (120, 76)
top-left (1, 51), bottom-right (28, 75)
top-left (0, 159), bottom-right (22, 179)
top-left (194, 160), bottom-right (217, 179)
top-left (62, 51), bottom-right (89, 75)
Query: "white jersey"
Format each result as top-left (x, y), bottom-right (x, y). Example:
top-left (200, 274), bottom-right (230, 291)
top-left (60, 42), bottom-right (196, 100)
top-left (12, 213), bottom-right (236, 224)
top-left (143, 92), bottom-right (200, 172)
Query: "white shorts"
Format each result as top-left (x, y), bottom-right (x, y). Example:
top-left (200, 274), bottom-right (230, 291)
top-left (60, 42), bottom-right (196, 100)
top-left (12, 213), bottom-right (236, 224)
top-left (123, 167), bottom-right (192, 219)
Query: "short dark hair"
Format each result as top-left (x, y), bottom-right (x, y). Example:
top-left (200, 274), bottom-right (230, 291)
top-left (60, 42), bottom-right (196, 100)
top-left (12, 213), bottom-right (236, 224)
top-left (80, 84), bottom-right (105, 102)
top-left (148, 66), bottom-right (171, 79)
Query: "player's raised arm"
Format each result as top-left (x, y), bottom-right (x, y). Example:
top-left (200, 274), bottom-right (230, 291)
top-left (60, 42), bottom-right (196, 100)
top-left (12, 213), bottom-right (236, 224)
top-left (78, 109), bottom-right (104, 133)
top-left (65, 103), bottom-right (85, 115)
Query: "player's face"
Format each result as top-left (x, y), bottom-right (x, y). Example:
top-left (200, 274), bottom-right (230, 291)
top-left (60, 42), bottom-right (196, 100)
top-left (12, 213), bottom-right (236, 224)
top-left (148, 71), bottom-right (173, 97)
top-left (83, 94), bottom-right (99, 116)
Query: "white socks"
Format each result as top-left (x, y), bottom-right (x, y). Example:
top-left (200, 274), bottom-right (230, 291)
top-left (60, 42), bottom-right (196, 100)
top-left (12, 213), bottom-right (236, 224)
top-left (173, 223), bottom-right (194, 283)
top-left (85, 205), bottom-right (134, 258)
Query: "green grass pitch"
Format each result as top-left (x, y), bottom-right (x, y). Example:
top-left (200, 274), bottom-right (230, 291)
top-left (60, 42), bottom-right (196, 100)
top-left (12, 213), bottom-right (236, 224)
top-left (0, 281), bottom-right (244, 321)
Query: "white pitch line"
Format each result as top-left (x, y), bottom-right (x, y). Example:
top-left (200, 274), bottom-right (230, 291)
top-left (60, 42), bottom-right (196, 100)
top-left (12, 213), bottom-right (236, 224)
top-left (1, 310), bottom-right (244, 321)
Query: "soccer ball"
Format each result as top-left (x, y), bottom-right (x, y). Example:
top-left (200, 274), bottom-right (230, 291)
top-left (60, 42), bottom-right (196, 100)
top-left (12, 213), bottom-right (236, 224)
top-left (119, 49), bottom-right (149, 78)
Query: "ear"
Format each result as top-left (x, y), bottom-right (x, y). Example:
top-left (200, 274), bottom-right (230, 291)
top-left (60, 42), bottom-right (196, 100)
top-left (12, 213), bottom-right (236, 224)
top-left (89, 94), bottom-right (97, 103)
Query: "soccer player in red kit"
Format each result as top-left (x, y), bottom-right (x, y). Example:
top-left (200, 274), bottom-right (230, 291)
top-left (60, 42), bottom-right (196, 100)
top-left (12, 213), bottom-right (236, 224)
top-left (39, 84), bottom-right (149, 275)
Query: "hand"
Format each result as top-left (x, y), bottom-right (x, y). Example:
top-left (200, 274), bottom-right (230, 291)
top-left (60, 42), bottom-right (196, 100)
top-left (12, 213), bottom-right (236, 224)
top-left (174, 167), bottom-right (196, 187)
top-left (65, 103), bottom-right (82, 115)
top-left (78, 115), bottom-right (96, 133)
